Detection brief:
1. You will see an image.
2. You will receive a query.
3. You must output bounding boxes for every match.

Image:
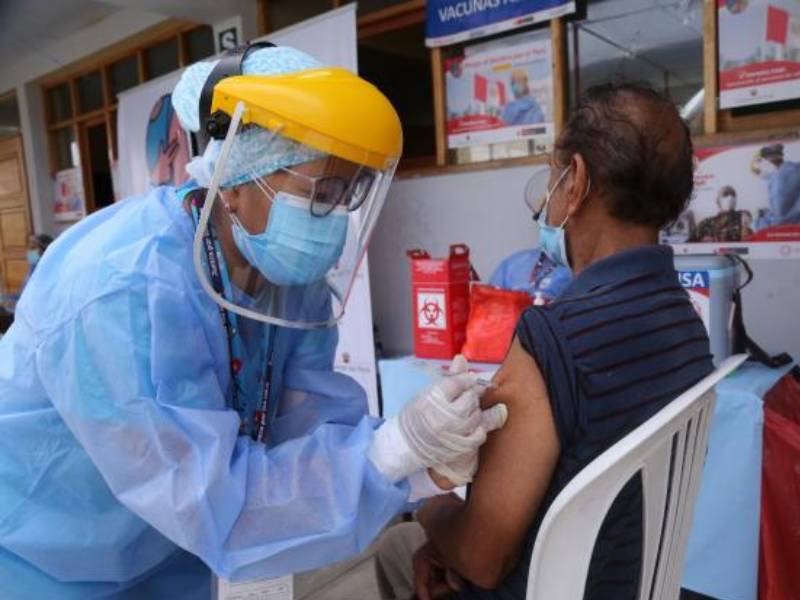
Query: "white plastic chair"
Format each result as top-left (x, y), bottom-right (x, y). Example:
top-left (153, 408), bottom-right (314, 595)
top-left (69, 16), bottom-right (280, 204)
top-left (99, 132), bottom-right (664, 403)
top-left (525, 354), bottom-right (748, 600)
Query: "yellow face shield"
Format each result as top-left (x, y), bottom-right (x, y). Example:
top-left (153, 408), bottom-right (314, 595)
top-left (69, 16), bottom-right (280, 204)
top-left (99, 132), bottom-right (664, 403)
top-left (192, 69), bottom-right (403, 329)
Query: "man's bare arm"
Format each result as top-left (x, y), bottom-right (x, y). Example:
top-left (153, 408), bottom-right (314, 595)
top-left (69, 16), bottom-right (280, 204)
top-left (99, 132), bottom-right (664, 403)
top-left (419, 337), bottom-right (560, 589)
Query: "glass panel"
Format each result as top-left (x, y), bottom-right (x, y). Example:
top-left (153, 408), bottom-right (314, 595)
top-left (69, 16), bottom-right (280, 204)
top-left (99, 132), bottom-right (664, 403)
top-left (86, 122), bottom-right (114, 209)
top-left (145, 38), bottom-right (179, 80)
top-left (184, 25), bottom-right (215, 63)
top-left (47, 83), bottom-right (72, 123)
top-left (267, 0), bottom-right (331, 31)
top-left (359, 23), bottom-right (435, 160)
top-left (0, 94), bottom-right (21, 139)
top-left (109, 56), bottom-right (140, 102)
top-left (77, 71), bottom-right (104, 113)
top-left (569, 0), bottom-right (704, 133)
top-left (53, 127), bottom-right (76, 171)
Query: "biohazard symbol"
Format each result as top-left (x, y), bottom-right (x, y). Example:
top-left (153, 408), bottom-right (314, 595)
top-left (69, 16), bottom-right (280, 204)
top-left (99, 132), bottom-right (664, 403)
top-left (421, 299), bottom-right (443, 326)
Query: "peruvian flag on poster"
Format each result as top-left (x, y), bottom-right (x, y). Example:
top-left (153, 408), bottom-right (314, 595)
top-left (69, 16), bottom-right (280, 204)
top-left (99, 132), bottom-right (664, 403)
top-left (718, 0), bottom-right (800, 109)
top-left (474, 74), bottom-right (488, 103)
top-left (766, 5), bottom-right (789, 44)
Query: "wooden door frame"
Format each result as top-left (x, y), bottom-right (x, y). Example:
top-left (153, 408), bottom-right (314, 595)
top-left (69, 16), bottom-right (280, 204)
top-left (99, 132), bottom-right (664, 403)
top-left (0, 136), bottom-right (32, 293)
top-left (78, 115), bottom-right (109, 213)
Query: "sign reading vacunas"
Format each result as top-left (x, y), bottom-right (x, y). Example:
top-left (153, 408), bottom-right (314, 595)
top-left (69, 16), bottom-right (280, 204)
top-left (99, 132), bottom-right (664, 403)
top-left (426, 0), bottom-right (575, 47)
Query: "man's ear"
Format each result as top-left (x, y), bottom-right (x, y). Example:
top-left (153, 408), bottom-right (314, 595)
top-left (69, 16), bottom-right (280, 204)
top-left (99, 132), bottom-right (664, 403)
top-left (219, 186), bottom-right (240, 211)
top-left (566, 153), bottom-right (590, 217)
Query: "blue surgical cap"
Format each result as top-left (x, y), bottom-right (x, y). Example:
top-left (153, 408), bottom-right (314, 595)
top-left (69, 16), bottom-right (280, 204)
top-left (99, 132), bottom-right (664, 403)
top-left (172, 46), bottom-right (326, 188)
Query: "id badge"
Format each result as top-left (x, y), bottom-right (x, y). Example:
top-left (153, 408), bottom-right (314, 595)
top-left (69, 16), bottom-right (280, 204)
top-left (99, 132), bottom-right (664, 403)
top-left (214, 574), bottom-right (293, 600)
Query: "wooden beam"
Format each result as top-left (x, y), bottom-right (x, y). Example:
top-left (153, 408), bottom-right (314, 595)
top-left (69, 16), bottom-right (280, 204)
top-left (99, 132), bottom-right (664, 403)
top-left (551, 18), bottom-right (568, 134)
top-left (100, 66), bottom-right (115, 161)
top-left (719, 108), bottom-right (800, 133)
top-left (572, 24), bottom-right (581, 107)
top-left (177, 31), bottom-right (188, 68)
top-left (357, 0), bottom-right (425, 27)
top-left (357, 0), bottom-right (425, 39)
top-left (694, 126), bottom-right (800, 149)
top-left (397, 152), bottom-right (551, 180)
top-left (430, 47), bottom-right (447, 167)
top-left (703, 0), bottom-right (718, 134)
top-left (137, 50), bottom-right (147, 84)
top-left (257, 0), bottom-right (269, 35)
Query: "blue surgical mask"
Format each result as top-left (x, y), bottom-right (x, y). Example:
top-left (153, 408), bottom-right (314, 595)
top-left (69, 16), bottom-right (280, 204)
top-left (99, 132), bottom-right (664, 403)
top-left (232, 192), bottom-right (348, 286)
top-left (537, 167), bottom-right (572, 269)
top-left (27, 250), bottom-right (41, 267)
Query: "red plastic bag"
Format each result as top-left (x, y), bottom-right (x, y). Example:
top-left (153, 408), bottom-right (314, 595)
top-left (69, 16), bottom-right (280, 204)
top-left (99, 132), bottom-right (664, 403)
top-left (758, 368), bottom-right (800, 600)
top-left (460, 284), bottom-right (531, 364)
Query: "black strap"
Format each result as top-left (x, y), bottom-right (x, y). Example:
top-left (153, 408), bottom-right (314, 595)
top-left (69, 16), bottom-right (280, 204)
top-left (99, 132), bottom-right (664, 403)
top-left (728, 255), bottom-right (794, 369)
top-left (195, 41), bottom-right (276, 151)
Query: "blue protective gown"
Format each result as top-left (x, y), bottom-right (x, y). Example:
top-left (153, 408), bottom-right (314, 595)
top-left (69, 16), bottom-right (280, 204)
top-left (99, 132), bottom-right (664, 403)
top-left (500, 96), bottom-right (544, 126)
top-left (764, 160), bottom-right (800, 227)
top-left (0, 185), bottom-right (410, 599)
top-left (488, 248), bottom-right (571, 302)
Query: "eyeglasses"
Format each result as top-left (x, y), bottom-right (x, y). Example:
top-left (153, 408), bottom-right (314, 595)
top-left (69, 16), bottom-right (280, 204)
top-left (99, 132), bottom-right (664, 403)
top-left (281, 167), bottom-right (376, 217)
top-left (524, 168), bottom-right (551, 220)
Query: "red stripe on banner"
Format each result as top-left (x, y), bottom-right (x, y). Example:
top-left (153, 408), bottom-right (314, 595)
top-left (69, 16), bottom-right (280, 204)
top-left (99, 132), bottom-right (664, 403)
top-left (695, 146), bottom-right (733, 162)
top-left (746, 225), bottom-right (800, 242)
top-left (766, 6), bottom-right (789, 44)
top-left (447, 114), bottom-right (506, 134)
top-left (474, 74), bottom-right (487, 103)
top-left (720, 61), bottom-right (800, 90)
top-left (496, 81), bottom-right (506, 106)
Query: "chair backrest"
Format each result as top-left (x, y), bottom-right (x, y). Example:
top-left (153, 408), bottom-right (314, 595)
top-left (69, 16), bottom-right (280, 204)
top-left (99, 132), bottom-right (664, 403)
top-left (525, 355), bottom-right (748, 600)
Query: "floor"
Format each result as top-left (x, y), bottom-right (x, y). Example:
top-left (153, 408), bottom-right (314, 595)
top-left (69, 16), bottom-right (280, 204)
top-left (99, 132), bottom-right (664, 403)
top-left (295, 548), bottom-right (384, 600)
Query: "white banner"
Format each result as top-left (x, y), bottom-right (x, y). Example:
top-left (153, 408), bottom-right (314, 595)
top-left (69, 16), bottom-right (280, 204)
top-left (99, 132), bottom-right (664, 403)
top-left (445, 31), bottom-right (554, 151)
top-left (662, 139), bottom-right (800, 259)
top-left (117, 4), bottom-right (379, 415)
top-left (116, 71), bottom-right (190, 199)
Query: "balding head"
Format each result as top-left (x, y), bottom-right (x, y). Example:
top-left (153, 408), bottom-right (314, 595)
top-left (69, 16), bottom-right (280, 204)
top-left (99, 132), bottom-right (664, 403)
top-left (554, 83), bottom-right (693, 228)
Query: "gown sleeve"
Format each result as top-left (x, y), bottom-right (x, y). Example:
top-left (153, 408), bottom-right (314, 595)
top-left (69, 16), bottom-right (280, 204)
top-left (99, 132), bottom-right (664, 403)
top-left (35, 272), bottom-right (409, 582)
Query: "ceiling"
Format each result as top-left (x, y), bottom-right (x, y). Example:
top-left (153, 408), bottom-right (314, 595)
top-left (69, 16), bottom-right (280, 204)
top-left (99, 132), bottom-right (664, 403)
top-left (0, 0), bottom-right (120, 60)
top-left (0, 0), bottom-right (252, 75)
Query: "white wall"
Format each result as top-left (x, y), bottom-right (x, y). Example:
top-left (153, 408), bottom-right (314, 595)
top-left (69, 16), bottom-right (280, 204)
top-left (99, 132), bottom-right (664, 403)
top-left (368, 167), bottom-right (800, 362)
top-left (0, 10), bottom-right (168, 94)
top-left (369, 165), bottom-right (542, 356)
top-left (16, 82), bottom-right (54, 236)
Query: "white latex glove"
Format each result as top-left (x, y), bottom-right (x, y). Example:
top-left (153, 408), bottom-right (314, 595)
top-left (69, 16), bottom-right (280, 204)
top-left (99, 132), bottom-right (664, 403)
top-left (431, 403), bottom-right (508, 486)
top-left (431, 355), bottom-right (507, 486)
top-left (369, 356), bottom-right (506, 484)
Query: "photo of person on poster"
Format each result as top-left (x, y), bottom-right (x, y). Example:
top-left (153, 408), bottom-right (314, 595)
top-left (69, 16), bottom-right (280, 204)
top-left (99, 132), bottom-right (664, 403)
top-left (661, 139), bottom-right (800, 253)
top-left (500, 69), bottom-right (545, 126)
top-left (146, 93), bottom-right (191, 188)
top-left (751, 143), bottom-right (800, 229)
top-left (693, 185), bottom-right (753, 242)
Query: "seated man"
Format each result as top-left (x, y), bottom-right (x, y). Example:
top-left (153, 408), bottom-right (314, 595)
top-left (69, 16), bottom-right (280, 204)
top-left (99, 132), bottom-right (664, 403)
top-left (374, 83), bottom-right (713, 600)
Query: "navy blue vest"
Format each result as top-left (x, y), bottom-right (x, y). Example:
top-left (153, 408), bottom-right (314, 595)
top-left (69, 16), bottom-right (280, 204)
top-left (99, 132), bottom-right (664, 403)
top-left (456, 245), bottom-right (713, 600)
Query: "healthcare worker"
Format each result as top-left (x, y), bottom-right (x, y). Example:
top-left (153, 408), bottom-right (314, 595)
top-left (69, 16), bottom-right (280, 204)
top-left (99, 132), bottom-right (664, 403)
top-left (752, 143), bottom-right (800, 228)
top-left (500, 70), bottom-right (545, 126)
top-left (487, 170), bottom-right (572, 305)
top-left (0, 45), bottom-right (506, 600)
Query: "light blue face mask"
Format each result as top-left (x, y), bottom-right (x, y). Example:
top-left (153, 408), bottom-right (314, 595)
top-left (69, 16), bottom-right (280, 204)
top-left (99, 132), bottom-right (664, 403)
top-left (537, 166), bottom-right (573, 269)
top-left (232, 192), bottom-right (348, 286)
top-left (27, 250), bottom-right (41, 267)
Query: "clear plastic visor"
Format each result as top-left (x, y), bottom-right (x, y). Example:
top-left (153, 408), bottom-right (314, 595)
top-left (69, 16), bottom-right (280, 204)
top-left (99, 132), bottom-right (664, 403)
top-left (192, 102), bottom-right (397, 328)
